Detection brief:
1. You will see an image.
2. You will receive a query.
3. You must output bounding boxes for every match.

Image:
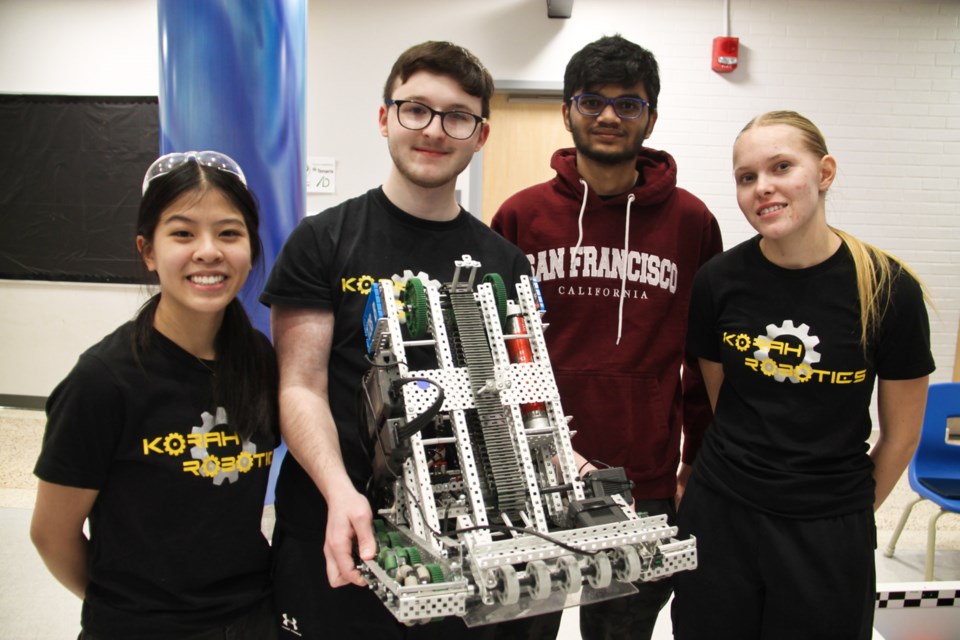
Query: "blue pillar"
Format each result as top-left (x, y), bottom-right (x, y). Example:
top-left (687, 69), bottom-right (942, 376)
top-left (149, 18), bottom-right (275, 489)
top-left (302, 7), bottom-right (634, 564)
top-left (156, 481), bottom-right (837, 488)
top-left (156, 0), bottom-right (306, 337)
top-left (157, 0), bottom-right (306, 504)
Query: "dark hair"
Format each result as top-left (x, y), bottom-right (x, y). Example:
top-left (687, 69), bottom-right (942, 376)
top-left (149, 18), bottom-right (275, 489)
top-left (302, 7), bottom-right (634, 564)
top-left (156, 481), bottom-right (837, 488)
top-left (134, 160), bottom-right (277, 442)
top-left (563, 34), bottom-right (661, 109)
top-left (382, 41), bottom-right (495, 118)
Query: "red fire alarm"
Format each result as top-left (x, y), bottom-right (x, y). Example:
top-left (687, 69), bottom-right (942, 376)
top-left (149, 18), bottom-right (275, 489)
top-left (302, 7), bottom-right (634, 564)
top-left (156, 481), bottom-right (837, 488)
top-left (712, 36), bottom-right (739, 73)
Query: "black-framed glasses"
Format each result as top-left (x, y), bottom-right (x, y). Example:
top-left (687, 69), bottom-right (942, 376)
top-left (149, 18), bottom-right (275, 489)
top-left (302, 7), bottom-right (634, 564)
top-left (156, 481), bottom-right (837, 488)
top-left (570, 93), bottom-right (650, 120)
top-left (142, 150), bottom-right (247, 195)
top-left (386, 99), bottom-right (485, 140)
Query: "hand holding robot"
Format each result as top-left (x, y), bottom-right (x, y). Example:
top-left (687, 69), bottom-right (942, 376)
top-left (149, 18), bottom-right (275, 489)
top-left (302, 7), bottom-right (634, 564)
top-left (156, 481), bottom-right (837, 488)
top-left (357, 255), bottom-right (697, 626)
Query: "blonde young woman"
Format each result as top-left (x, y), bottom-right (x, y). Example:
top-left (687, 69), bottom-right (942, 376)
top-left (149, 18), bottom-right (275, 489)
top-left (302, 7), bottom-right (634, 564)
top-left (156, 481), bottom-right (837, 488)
top-left (672, 111), bottom-right (934, 640)
top-left (31, 152), bottom-right (280, 640)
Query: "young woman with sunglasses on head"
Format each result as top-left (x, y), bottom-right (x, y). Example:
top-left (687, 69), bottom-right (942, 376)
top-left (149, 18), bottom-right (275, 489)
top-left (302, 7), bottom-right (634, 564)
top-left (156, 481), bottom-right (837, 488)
top-left (31, 152), bottom-right (280, 640)
top-left (671, 111), bottom-right (934, 639)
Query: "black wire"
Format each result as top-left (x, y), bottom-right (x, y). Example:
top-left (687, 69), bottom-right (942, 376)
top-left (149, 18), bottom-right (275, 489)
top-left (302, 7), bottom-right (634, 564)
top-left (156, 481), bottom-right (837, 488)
top-left (402, 487), bottom-right (598, 557)
top-left (454, 523), bottom-right (599, 557)
top-left (392, 376), bottom-right (445, 440)
top-left (441, 499), bottom-right (452, 537)
top-left (361, 360), bottom-right (599, 558)
top-left (358, 362), bottom-right (443, 459)
top-left (356, 373), bottom-right (375, 461)
top-left (363, 352), bottom-right (395, 368)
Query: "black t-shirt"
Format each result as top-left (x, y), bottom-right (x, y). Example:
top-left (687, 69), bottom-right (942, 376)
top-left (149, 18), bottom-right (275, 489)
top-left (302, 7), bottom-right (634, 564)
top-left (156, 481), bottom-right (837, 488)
top-left (687, 236), bottom-right (935, 518)
top-left (34, 323), bottom-right (278, 638)
top-left (260, 187), bottom-right (532, 531)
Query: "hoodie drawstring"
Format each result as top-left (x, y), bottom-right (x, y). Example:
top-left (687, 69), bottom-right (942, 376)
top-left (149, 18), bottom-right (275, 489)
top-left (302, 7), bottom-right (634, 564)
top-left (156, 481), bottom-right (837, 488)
top-left (572, 179), bottom-right (589, 258)
top-left (574, 179), bottom-right (634, 346)
top-left (616, 194), bottom-right (635, 345)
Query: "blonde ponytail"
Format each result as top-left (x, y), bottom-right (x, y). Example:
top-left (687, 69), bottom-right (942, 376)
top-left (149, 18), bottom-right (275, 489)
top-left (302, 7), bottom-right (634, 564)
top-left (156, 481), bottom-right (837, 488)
top-left (831, 227), bottom-right (928, 350)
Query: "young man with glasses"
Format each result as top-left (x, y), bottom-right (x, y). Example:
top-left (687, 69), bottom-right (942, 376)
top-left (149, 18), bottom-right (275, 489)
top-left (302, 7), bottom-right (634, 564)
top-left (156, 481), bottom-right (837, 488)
top-left (260, 41), bottom-right (532, 639)
top-left (491, 34), bottom-right (723, 640)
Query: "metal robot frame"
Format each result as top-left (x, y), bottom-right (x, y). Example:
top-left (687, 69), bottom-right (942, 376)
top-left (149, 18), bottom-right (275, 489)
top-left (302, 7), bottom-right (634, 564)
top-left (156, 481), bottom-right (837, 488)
top-left (359, 255), bottom-right (696, 626)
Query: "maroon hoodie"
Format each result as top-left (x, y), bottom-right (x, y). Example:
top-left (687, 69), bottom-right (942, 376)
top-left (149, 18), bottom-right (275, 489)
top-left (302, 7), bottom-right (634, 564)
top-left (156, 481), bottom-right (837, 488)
top-left (492, 147), bottom-right (722, 500)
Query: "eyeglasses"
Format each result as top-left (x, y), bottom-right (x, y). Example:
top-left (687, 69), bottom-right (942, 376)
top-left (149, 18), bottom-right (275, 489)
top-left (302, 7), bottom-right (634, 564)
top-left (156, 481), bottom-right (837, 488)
top-left (141, 150), bottom-right (247, 195)
top-left (386, 99), bottom-right (485, 140)
top-left (570, 93), bottom-right (650, 120)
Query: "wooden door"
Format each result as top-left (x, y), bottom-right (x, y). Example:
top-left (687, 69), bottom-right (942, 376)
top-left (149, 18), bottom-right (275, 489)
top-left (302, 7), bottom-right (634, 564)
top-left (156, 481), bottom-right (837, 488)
top-left (480, 92), bottom-right (571, 225)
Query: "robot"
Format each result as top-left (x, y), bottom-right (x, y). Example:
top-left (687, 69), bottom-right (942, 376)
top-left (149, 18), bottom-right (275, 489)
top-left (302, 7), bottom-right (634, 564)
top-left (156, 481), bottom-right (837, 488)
top-left (358, 255), bottom-right (697, 626)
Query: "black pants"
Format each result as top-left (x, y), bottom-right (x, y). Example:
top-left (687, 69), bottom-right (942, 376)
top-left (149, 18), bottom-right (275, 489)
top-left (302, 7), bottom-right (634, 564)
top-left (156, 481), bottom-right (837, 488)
top-left (578, 498), bottom-right (676, 640)
top-left (271, 520), bottom-right (504, 640)
top-left (671, 476), bottom-right (876, 640)
top-left (78, 596), bottom-right (278, 640)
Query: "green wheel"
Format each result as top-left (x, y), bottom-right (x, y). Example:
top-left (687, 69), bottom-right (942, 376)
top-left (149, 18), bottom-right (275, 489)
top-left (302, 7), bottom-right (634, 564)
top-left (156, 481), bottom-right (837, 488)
top-left (404, 546), bottom-right (422, 565)
top-left (372, 519), bottom-right (387, 534)
top-left (381, 549), bottom-right (398, 575)
top-left (387, 531), bottom-right (403, 548)
top-left (425, 563), bottom-right (445, 584)
top-left (482, 273), bottom-right (508, 329)
top-left (403, 277), bottom-right (428, 338)
top-left (378, 547), bottom-right (398, 571)
top-left (376, 531), bottom-right (390, 550)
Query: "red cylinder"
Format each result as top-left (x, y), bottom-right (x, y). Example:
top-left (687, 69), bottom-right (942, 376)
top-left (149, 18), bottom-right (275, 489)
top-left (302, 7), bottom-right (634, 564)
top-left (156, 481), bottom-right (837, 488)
top-left (505, 302), bottom-right (549, 430)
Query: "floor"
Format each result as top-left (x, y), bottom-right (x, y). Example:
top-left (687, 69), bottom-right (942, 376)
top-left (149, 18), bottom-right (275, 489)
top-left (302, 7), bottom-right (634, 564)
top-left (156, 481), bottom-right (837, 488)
top-left (2, 407), bottom-right (959, 639)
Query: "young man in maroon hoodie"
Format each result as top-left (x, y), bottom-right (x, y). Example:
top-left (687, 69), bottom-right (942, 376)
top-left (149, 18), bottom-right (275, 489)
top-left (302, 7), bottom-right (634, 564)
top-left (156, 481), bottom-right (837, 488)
top-left (491, 35), bottom-right (723, 640)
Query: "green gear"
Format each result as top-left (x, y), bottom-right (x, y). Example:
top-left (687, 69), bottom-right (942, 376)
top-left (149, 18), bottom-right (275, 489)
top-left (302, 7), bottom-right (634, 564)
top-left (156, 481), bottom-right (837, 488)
top-left (404, 546), bottom-right (422, 565)
top-left (425, 563), bottom-right (445, 584)
top-left (387, 531), bottom-right (403, 548)
top-left (482, 273), bottom-right (508, 329)
top-left (403, 278), bottom-right (428, 338)
top-left (376, 531), bottom-right (390, 550)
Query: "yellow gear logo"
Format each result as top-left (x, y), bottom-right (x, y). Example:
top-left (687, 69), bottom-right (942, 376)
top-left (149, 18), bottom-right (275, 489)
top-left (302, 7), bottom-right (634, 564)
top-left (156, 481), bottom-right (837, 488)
top-left (793, 363), bottom-right (814, 383)
top-left (356, 275), bottom-right (375, 295)
top-left (760, 359), bottom-right (779, 377)
top-left (235, 451), bottom-right (255, 474)
top-left (163, 433), bottom-right (186, 456)
top-left (190, 407), bottom-right (259, 485)
top-left (200, 455), bottom-right (221, 477)
top-left (753, 320), bottom-right (822, 384)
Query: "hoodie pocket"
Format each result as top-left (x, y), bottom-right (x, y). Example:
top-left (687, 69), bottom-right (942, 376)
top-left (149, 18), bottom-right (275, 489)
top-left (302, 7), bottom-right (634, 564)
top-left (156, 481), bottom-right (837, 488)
top-left (553, 370), bottom-right (674, 480)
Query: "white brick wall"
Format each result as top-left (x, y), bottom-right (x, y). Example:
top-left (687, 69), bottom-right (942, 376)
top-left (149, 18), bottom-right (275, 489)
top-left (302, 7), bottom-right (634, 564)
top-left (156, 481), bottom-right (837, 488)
top-left (594, 0), bottom-right (960, 383)
top-left (1, 0), bottom-right (957, 397)
top-left (307, 0), bottom-right (960, 383)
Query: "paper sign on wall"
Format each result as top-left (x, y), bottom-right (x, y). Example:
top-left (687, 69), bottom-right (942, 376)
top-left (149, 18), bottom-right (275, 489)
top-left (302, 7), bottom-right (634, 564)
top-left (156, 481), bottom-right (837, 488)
top-left (306, 156), bottom-right (336, 194)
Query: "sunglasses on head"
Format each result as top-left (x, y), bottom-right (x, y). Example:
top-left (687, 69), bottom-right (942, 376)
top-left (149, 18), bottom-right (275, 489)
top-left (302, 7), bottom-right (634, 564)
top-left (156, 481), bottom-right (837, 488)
top-left (141, 150), bottom-right (247, 195)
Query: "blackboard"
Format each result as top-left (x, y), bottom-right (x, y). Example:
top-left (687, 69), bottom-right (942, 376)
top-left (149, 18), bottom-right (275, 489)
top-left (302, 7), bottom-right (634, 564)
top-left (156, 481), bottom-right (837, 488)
top-left (0, 95), bottom-right (159, 283)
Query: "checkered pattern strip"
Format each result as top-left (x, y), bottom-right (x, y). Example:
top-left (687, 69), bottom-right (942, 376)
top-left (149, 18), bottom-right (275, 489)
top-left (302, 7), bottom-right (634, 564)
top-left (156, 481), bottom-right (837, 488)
top-left (876, 589), bottom-right (960, 609)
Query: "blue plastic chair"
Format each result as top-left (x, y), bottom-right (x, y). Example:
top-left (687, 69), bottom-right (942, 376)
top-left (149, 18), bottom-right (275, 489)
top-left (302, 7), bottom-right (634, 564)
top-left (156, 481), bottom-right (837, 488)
top-left (883, 382), bottom-right (960, 580)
